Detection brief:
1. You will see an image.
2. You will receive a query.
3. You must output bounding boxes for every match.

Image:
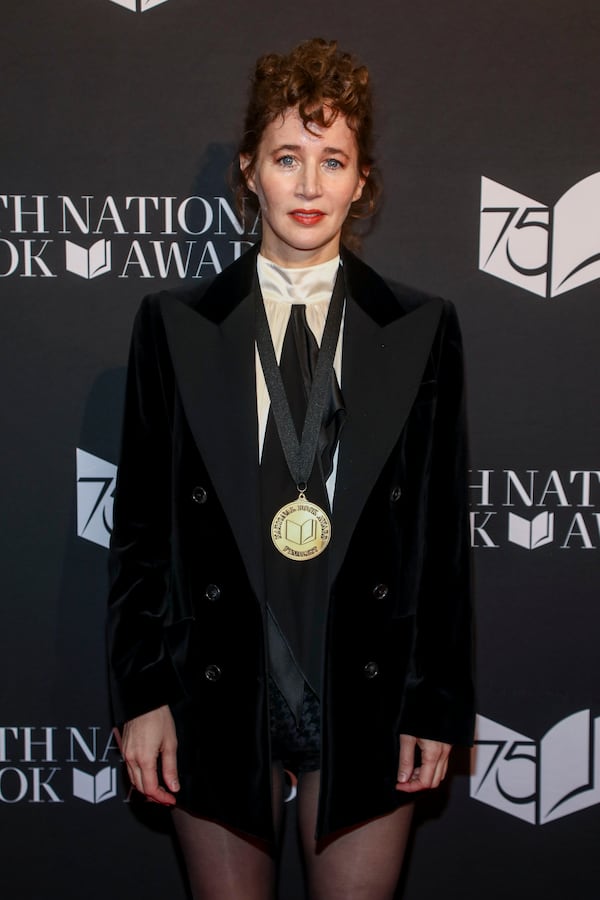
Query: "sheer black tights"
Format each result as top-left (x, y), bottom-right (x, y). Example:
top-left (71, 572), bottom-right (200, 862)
top-left (170, 763), bottom-right (285, 900)
top-left (171, 767), bottom-right (413, 900)
top-left (297, 771), bottom-right (414, 900)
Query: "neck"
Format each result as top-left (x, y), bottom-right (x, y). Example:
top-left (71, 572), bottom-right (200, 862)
top-left (259, 236), bottom-right (342, 269)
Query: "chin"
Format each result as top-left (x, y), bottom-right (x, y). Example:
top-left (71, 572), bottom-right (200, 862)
top-left (287, 230), bottom-right (339, 252)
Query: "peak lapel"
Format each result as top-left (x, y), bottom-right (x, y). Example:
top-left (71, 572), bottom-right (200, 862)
top-left (329, 255), bottom-right (443, 587)
top-left (160, 271), bottom-right (265, 604)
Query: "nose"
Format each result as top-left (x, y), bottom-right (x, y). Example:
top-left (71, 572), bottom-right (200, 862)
top-left (296, 161), bottom-right (322, 200)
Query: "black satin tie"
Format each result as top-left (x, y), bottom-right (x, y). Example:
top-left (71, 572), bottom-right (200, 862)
top-left (260, 303), bottom-right (346, 722)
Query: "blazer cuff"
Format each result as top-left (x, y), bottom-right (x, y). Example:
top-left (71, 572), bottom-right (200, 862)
top-left (110, 656), bottom-right (184, 726)
top-left (396, 682), bottom-right (476, 747)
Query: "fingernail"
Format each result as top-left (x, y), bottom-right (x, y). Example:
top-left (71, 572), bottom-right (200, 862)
top-left (397, 772), bottom-right (408, 783)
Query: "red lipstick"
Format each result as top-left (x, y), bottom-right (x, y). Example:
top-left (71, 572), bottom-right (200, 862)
top-left (289, 209), bottom-right (325, 225)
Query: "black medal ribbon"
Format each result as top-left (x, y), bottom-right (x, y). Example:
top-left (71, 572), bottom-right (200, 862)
top-left (257, 262), bottom-right (345, 721)
top-left (255, 264), bottom-right (345, 493)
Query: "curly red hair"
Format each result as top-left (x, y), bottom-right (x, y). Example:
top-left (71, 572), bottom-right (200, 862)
top-left (234, 38), bottom-right (380, 250)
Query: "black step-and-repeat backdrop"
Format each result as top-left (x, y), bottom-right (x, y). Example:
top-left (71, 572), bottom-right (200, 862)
top-left (2, 1), bottom-right (599, 897)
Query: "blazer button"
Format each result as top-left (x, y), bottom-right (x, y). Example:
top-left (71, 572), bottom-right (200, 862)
top-left (372, 583), bottom-right (389, 600)
top-left (204, 664), bottom-right (222, 682)
top-left (363, 661), bottom-right (380, 680)
top-left (192, 486), bottom-right (208, 504)
top-left (390, 486), bottom-right (402, 503)
top-left (204, 583), bottom-right (221, 602)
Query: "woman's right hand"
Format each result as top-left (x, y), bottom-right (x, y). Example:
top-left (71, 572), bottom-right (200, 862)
top-left (122, 705), bottom-right (180, 805)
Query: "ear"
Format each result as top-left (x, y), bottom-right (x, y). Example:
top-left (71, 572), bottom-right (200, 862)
top-left (239, 154), bottom-right (256, 193)
top-left (353, 167), bottom-right (370, 202)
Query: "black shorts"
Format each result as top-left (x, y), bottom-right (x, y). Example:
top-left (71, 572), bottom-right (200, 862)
top-left (268, 675), bottom-right (321, 773)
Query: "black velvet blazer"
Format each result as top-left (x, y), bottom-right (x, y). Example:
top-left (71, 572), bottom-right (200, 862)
top-left (107, 244), bottom-right (474, 841)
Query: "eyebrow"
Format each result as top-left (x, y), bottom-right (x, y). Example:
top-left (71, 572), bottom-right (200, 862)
top-left (270, 144), bottom-right (351, 160)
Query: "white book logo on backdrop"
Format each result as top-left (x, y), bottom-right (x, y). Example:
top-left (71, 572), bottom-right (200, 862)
top-left (76, 449), bottom-right (117, 548)
top-left (109, 0), bottom-right (170, 11)
top-left (479, 173), bottom-right (600, 297)
top-left (65, 239), bottom-right (111, 279)
top-left (72, 767), bottom-right (117, 804)
top-left (508, 511), bottom-right (554, 549)
top-left (471, 711), bottom-right (600, 824)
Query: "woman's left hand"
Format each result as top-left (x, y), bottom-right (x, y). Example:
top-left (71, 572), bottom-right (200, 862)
top-left (395, 734), bottom-right (452, 792)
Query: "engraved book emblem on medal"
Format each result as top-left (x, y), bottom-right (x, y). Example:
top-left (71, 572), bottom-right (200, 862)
top-left (271, 496), bottom-right (331, 560)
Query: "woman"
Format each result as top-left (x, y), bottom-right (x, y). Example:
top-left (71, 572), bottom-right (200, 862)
top-left (108, 38), bottom-right (474, 900)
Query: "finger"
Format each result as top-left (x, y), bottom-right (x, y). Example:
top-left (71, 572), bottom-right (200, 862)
top-left (431, 755), bottom-right (449, 789)
top-left (426, 742), bottom-right (450, 788)
top-left (126, 763), bottom-right (140, 791)
top-left (122, 732), bottom-right (142, 792)
top-left (138, 759), bottom-right (162, 801)
top-left (124, 753), bottom-right (144, 793)
top-left (395, 772), bottom-right (425, 793)
top-left (415, 756), bottom-right (437, 789)
top-left (396, 741), bottom-right (452, 792)
top-left (140, 756), bottom-right (178, 805)
top-left (397, 734), bottom-right (417, 784)
top-left (395, 763), bottom-right (431, 793)
top-left (148, 784), bottom-right (177, 805)
top-left (160, 742), bottom-right (180, 794)
top-left (405, 746), bottom-right (450, 791)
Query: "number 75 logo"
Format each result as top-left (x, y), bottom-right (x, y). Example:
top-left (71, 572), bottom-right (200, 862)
top-left (76, 449), bottom-right (117, 549)
top-left (479, 173), bottom-right (600, 298)
top-left (470, 711), bottom-right (600, 824)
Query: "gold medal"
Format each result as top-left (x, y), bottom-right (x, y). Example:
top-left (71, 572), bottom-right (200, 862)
top-left (271, 492), bottom-right (331, 561)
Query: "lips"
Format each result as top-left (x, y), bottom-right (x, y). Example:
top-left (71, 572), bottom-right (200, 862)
top-left (289, 209), bottom-right (326, 225)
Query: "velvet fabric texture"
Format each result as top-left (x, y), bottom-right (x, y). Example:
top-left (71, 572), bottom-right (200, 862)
top-left (107, 244), bottom-right (474, 842)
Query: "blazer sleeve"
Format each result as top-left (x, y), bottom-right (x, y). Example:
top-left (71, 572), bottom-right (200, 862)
top-left (106, 295), bottom-right (182, 725)
top-left (397, 300), bottom-right (475, 746)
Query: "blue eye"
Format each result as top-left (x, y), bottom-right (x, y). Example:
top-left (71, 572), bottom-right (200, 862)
top-left (277, 155), bottom-right (295, 167)
top-left (324, 158), bottom-right (343, 169)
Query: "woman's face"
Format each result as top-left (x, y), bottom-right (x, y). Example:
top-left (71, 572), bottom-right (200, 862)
top-left (241, 107), bottom-right (366, 267)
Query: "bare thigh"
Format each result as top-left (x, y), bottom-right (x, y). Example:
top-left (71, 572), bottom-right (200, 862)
top-left (297, 770), bottom-right (414, 900)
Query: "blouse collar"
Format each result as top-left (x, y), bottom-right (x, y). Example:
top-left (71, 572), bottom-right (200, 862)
top-left (257, 253), bottom-right (340, 305)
